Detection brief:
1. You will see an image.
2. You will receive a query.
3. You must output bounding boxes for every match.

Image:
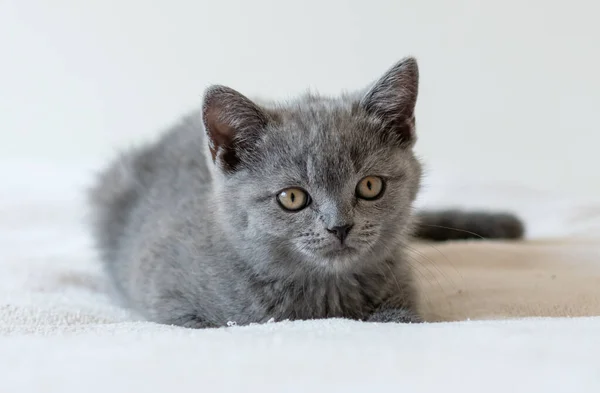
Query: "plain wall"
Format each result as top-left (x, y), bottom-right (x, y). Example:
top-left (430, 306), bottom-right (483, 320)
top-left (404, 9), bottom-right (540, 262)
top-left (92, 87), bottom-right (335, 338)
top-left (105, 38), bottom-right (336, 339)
top-left (1, 0), bottom-right (599, 195)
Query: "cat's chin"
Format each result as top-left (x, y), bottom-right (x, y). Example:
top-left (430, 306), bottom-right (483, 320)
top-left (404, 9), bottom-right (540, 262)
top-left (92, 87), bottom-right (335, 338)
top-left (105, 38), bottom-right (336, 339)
top-left (296, 246), bottom-right (363, 271)
top-left (322, 246), bottom-right (358, 259)
top-left (315, 245), bottom-right (367, 270)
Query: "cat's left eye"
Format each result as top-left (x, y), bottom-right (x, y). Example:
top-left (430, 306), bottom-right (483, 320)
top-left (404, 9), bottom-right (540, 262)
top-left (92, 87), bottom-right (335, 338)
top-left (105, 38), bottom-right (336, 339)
top-left (277, 188), bottom-right (310, 212)
top-left (356, 176), bottom-right (385, 200)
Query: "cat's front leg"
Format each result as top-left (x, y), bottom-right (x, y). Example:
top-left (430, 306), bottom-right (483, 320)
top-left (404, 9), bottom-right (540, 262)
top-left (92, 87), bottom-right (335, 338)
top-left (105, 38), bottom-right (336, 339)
top-left (149, 290), bottom-right (218, 329)
top-left (367, 307), bottom-right (422, 323)
top-left (366, 293), bottom-right (422, 323)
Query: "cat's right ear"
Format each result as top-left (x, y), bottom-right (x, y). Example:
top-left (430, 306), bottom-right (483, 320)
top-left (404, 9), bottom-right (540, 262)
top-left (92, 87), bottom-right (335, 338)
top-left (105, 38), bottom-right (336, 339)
top-left (202, 85), bottom-right (268, 173)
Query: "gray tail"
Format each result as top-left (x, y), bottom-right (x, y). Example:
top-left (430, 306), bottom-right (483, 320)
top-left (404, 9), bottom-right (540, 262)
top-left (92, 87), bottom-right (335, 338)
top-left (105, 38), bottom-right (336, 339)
top-left (413, 210), bottom-right (525, 242)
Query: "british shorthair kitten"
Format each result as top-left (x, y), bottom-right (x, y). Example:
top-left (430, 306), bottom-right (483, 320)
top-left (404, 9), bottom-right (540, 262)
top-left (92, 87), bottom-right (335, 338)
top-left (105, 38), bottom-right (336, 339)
top-left (88, 57), bottom-right (523, 328)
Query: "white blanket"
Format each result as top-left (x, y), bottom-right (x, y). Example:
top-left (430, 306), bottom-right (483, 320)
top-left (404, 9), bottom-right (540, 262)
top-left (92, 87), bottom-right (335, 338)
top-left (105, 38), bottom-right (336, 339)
top-left (1, 161), bottom-right (599, 393)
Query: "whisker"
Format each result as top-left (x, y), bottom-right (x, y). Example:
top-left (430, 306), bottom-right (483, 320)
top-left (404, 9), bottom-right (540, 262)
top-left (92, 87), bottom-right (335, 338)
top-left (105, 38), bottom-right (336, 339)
top-left (378, 240), bottom-right (439, 308)
top-left (372, 259), bottom-right (434, 309)
top-left (382, 261), bottom-right (402, 294)
top-left (399, 259), bottom-right (435, 307)
top-left (421, 242), bottom-right (465, 291)
top-left (402, 241), bottom-right (462, 293)
top-left (399, 240), bottom-right (453, 289)
top-left (419, 224), bottom-right (485, 239)
top-left (404, 253), bottom-right (451, 299)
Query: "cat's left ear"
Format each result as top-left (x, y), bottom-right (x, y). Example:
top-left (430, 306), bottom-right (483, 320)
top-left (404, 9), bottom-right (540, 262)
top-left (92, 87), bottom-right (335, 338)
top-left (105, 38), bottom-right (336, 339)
top-left (202, 85), bottom-right (269, 173)
top-left (360, 57), bottom-right (419, 147)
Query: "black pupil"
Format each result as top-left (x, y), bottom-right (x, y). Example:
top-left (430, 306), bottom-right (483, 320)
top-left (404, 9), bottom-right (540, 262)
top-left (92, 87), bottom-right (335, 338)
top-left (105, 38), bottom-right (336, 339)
top-left (290, 192), bottom-right (296, 203)
top-left (366, 180), bottom-right (372, 190)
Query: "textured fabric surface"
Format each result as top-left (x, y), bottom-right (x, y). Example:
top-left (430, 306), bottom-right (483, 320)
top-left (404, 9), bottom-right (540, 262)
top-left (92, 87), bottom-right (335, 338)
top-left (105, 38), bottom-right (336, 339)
top-left (1, 161), bottom-right (599, 392)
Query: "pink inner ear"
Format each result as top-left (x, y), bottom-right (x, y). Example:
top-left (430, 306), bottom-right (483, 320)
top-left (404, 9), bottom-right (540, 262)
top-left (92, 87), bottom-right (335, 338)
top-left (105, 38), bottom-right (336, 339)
top-left (201, 85), bottom-right (270, 171)
top-left (204, 106), bottom-right (235, 163)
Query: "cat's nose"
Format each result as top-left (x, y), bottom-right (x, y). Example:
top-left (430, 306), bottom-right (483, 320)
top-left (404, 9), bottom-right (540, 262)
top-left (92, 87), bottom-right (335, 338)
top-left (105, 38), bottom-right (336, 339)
top-left (326, 224), bottom-right (354, 244)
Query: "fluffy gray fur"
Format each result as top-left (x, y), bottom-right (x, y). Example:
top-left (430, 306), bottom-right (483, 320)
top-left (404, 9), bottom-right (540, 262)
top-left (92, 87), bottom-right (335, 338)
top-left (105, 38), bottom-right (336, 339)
top-left (88, 57), bottom-right (522, 328)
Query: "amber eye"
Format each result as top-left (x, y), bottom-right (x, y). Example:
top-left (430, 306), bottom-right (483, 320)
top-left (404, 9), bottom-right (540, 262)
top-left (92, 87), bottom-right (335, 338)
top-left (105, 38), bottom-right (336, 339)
top-left (356, 176), bottom-right (385, 200)
top-left (277, 188), bottom-right (310, 212)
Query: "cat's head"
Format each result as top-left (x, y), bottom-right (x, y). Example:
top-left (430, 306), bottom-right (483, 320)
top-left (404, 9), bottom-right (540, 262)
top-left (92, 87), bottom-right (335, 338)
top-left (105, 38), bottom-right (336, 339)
top-left (203, 57), bottom-right (422, 275)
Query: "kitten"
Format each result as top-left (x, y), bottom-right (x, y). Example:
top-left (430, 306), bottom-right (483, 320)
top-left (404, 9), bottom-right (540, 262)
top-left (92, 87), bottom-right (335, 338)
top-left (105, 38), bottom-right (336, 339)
top-left (88, 57), bottom-right (523, 328)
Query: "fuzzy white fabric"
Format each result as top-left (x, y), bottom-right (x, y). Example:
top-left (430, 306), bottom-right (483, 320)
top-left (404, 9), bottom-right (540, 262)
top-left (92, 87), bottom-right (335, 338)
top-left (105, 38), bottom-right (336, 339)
top-left (1, 161), bottom-right (599, 393)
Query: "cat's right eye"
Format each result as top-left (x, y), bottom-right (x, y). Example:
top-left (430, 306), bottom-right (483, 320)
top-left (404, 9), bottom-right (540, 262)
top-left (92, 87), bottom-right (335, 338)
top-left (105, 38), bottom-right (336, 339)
top-left (276, 188), bottom-right (310, 212)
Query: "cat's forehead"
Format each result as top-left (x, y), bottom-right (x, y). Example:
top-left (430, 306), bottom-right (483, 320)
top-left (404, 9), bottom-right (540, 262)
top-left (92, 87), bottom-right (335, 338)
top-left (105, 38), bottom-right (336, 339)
top-left (276, 94), bottom-right (361, 129)
top-left (252, 98), bottom-right (406, 188)
top-left (264, 95), bottom-right (382, 152)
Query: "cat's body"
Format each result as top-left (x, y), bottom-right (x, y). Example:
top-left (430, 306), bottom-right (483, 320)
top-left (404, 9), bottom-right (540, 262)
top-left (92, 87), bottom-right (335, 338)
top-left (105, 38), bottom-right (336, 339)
top-left (89, 58), bottom-right (523, 328)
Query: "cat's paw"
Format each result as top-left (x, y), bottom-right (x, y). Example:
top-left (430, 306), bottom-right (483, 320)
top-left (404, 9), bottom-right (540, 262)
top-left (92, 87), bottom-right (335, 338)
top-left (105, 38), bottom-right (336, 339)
top-left (367, 308), bottom-right (422, 324)
top-left (165, 313), bottom-right (215, 329)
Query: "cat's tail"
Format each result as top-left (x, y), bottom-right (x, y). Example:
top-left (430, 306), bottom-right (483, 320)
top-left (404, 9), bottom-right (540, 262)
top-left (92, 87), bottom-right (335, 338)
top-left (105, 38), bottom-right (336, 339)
top-left (412, 210), bottom-right (525, 242)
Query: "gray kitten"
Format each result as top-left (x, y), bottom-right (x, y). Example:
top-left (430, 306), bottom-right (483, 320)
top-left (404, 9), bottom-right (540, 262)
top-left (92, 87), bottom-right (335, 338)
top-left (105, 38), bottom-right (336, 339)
top-left (88, 57), bottom-right (523, 328)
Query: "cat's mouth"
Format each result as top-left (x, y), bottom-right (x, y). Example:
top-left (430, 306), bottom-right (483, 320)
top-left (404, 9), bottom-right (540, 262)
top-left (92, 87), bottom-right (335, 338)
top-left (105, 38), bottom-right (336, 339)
top-left (322, 245), bottom-right (358, 259)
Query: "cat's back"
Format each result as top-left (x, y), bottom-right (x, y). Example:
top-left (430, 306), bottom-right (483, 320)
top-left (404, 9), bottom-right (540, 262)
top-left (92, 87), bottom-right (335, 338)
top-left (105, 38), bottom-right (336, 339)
top-left (88, 110), bottom-right (212, 264)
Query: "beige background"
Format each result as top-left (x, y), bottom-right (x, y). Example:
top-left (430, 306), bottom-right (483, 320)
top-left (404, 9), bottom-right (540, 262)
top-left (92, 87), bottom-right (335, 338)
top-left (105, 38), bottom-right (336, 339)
top-left (413, 239), bottom-right (600, 321)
